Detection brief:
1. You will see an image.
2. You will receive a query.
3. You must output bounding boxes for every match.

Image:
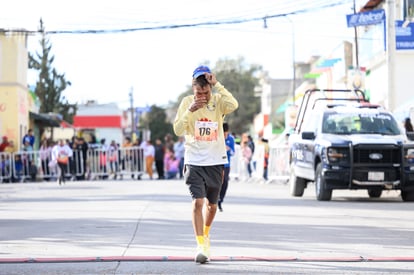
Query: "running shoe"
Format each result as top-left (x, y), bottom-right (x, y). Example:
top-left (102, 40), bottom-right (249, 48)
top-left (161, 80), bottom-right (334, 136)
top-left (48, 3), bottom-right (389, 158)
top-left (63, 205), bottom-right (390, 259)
top-left (195, 245), bottom-right (209, 264)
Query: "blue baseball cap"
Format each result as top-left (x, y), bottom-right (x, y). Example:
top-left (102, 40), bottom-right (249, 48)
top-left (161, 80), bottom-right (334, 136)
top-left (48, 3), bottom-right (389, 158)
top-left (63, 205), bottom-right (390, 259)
top-left (192, 65), bottom-right (211, 79)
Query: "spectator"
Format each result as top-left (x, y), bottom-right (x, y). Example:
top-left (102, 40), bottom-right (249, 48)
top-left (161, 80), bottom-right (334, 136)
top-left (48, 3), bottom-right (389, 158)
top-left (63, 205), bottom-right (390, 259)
top-left (89, 133), bottom-right (98, 148)
top-left (261, 138), bottom-right (269, 181)
top-left (0, 153), bottom-right (12, 183)
top-left (99, 138), bottom-right (108, 150)
top-left (69, 136), bottom-right (78, 180)
top-left (165, 151), bottom-right (180, 179)
top-left (39, 138), bottom-right (52, 181)
top-left (22, 129), bottom-right (35, 148)
top-left (241, 141), bottom-right (253, 178)
top-left (247, 135), bottom-right (255, 171)
top-left (405, 117), bottom-right (414, 132)
top-left (0, 136), bottom-right (8, 152)
top-left (164, 133), bottom-right (175, 151)
top-left (404, 117), bottom-right (413, 132)
top-left (2, 141), bottom-right (16, 182)
top-left (74, 137), bottom-right (89, 180)
top-left (163, 147), bottom-right (173, 170)
top-left (98, 138), bottom-right (108, 179)
top-left (154, 138), bottom-right (165, 179)
top-left (47, 140), bottom-right (58, 180)
top-left (247, 135), bottom-right (255, 154)
top-left (173, 136), bottom-right (185, 179)
top-left (22, 140), bottom-right (35, 181)
top-left (108, 140), bottom-right (119, 179)
top-left (121, 137), bottom-right (133, 180)
top-left (14, 154), bottom-right (23, 182)
top-left (241, 133), bottom-right (254, 177)
top-left (132, 138), bottom-right (142, 179)
top-left (142, 140), bottom-right (155, 180)
top-left (404, 118), bottom-right (414, 141)
top-left (4, 140), bottom-right (17, 154)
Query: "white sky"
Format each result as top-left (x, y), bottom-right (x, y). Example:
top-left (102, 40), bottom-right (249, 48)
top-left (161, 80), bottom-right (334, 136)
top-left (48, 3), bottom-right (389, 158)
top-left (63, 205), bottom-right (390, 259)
top-left (2, 0), bottom-right (363, 109)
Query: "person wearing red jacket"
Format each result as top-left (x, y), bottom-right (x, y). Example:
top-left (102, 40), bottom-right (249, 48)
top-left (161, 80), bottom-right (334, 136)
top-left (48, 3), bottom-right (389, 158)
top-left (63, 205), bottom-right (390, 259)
top-left (0, 136), bottom-right (9, 152)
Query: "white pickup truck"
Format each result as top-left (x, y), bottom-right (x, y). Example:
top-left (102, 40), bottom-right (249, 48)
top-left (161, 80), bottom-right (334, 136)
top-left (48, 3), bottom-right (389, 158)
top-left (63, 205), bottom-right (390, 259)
top-left (288, 89), bottom-right (414, 201)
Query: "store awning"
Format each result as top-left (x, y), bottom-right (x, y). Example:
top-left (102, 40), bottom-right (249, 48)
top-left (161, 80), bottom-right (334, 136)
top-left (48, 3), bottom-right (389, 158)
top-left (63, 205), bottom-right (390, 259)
top-left (29, 112), bottom-right (61, 127)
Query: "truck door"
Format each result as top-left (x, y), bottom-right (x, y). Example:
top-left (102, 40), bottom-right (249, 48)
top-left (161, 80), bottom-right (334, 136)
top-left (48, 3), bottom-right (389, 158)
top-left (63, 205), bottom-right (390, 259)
top-left (293, 111), bottom-right (319, 180)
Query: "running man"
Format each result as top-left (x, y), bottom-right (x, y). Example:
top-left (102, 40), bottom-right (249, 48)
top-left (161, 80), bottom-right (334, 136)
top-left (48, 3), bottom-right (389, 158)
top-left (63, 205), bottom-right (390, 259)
top-left (173, 65), bottom-right (238, 263)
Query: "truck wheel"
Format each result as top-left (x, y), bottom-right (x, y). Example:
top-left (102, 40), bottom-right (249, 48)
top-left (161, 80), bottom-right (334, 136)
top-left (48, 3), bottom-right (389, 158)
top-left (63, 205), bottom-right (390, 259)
top-left (289, 164), bottom-right (306, 197)
top-left (315, 163), bottom-right (332, 201)
top-left (367, 188), bottom-right (382, 198)
top-left (401, 190), bottom-right (414, 201)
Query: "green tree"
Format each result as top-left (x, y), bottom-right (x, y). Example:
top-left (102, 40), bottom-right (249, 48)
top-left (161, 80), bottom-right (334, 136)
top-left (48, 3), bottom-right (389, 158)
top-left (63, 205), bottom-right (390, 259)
top-left (171, 57), bottom-right (261, 135)
top-left (214, 57), bottom-right (261, 134)
top-left (140, 105), bottom-right (174, 142)
top-left (28, 18), bottom-right (76, 124)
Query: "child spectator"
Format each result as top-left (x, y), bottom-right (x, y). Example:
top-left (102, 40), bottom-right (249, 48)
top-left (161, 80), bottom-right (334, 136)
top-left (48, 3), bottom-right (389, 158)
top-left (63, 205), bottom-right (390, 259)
top-left (165, 152), bottom-right (180, 179)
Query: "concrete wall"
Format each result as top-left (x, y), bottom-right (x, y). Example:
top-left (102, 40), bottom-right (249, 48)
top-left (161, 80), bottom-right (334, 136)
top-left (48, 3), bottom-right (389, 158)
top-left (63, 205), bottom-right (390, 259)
top-left (0, 32), bottom-right (29, 150)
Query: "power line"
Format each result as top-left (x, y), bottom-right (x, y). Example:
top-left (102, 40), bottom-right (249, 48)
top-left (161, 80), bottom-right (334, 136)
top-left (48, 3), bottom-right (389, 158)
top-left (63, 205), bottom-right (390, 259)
top-left (3, 0), bottom-right (351, 35)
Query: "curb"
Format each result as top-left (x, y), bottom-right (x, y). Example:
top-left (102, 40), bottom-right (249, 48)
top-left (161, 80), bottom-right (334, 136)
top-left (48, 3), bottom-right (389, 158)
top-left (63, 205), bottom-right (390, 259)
top-left (1, 256), bottom-right (414, 264)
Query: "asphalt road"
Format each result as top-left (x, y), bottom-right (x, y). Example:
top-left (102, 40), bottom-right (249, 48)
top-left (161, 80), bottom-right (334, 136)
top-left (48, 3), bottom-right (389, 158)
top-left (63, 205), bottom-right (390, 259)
top-left (0, 177), bottom-right (413, 274)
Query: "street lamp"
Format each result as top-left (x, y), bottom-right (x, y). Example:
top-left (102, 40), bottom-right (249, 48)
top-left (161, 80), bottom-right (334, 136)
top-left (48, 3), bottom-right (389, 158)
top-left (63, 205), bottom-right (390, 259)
top-left (129, 86), bottom-right (136, 136)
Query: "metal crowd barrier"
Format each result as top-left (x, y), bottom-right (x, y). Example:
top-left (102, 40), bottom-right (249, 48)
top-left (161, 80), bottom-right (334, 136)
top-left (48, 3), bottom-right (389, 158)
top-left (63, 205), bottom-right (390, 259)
top-left (0, 152), bottom-right (13, 182)
top-left (1, 143), bottom-right (289, 184)
top-left (229, 143), bottom-right (290, 183)
top-left (229, 143), bottom-right (265, 182)
top-left (0, 150), bottom-right (79, 183)
top-left (86, 147), bottom-right (144, 180)
top-left (0, 147), bottom-right (145, 183)
top-left (252, 144), bottom-right (265, 181)
top-left (267, 145), bottom-right (290, 183)
top-left (229, 144), bottom-right (242, 180)
top-left (12, 150), bottom-right (41, 182)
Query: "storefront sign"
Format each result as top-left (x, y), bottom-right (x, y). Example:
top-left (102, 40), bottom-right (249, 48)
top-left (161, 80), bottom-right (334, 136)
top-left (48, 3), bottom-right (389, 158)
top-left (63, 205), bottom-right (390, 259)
top-left (346, 9), bottom-right (385, 28)
top-left (396, 20), bottom-right (414, 50)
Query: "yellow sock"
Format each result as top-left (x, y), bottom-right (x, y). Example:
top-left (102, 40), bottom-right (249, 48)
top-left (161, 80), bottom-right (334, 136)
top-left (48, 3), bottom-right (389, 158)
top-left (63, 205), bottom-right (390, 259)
top-left (196, 235), bottom-right (204, 246)
top-left (203, 225), bottom-right (210, 237)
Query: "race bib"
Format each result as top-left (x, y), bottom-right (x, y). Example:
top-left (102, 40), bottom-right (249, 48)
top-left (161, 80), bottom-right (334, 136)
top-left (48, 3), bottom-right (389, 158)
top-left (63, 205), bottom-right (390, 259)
top-left (194, 121), bottom-right (218, 141)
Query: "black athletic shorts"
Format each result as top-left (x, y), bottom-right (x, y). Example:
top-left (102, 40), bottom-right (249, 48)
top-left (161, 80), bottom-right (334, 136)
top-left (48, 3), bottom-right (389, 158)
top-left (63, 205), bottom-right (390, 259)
top-left (184, 164), bottom-right (224, 204)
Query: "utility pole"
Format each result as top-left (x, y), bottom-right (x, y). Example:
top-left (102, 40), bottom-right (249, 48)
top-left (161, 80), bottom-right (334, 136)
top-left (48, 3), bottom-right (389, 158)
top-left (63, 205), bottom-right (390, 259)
top-left (387, 0), bottom-right (396, 111)
top-left (285, 15), bottom-right (296, 105)
top-left (353, 0), bottom-right (360, 68)
top-left (129, 87), bottom-right (136, 137)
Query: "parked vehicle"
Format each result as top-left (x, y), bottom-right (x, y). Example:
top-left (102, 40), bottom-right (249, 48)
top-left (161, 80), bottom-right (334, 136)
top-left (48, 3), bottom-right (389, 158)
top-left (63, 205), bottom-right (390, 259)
top-left (289, 89), bottom-right (414, 201)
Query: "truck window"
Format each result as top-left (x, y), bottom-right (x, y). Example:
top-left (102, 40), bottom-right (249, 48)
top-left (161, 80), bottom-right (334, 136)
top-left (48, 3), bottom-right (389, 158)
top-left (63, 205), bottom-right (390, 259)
top-left (301, 111), bottom-right (320, 132)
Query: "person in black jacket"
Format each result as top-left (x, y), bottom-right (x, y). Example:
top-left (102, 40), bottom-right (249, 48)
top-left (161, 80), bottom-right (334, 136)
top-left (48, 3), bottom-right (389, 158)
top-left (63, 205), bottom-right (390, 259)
top-left (74, 137), bottom-right (89, 180)
top-left (154, 138), bottom-right (165, 179)
top-left (404, 117), bottom-right (414, 140)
